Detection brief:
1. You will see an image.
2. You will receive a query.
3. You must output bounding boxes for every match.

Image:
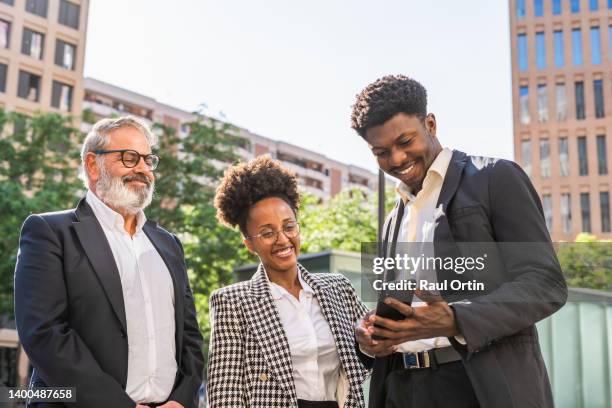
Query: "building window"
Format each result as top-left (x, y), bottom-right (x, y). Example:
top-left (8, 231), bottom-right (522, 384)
top-left (597, 135), bottom-right (607, 175)
top-left (570, 0), bottom-right (580, 12)
top-left (0, 19), bottom-right (9, 49)
top-left (554, 30), bottom-right (564, 67)
top-left (578, 136), bottom-right (588, 175)
top-left (518, 34), bottom-right (528, 71)
top-left (537, 84), bottom-right (548, 122)
top-left (575, 81), bottom-right (585, 119)
top-left (535, 0), bottom-right (544, 15)
top-left (543, 194), bottom-right (553, 232)
top-left (540, 138), bottom-right (551, 178)
top-left (17, 70), bottom-right (40, 102)
top-left (21, 28), bottom-right (43, 60)
top-left (559, 137), bottom-right (570, 176)
top-left (25, 0), bottom-right (47, 18)
top-left (51, 80), bottom-right (73, 111)
top-left (521, 139), bottom-right (532, 176)
top-left (520, 85), bottom-right (530, 124)
top-left (572, 28), bottom-right (583, 65)
top-left (590, 27), bottom-right (602, 64)
top-left (580, 193), bottom-right (591, 233)
top-left (536, 32), bottom-right (546, 69)
top-left (0, 63), bottom-right (6, 92)
top-left (556, 83), bottom-right (567, 121)
top-left (553, 0), bottom-right (562, 13)
top-left (594, 79), bottom-right (604, 118)
top-left (601, 192), bottom-right (611, 233)
top-left (561, 193), bottom-right (572, 235)
top-left (590, 0), bottom-right (599, 10)
top-left (55, 39), bottom-right (75, 70)
top-left (517, 0), bottom-right (526, 19)
top-left (58, 0), bottom-right (80, 29)
top-left (610, 26), bottom-right (612, 60)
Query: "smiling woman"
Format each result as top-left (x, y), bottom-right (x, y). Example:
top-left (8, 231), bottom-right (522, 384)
top-left (208, 155), bottom-right (371, 408)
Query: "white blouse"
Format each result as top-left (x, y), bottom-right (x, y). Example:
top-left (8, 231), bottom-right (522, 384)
top-left (267, 270), bottom-right (340, 401)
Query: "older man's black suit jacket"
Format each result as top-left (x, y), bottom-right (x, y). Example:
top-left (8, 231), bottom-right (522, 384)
top-left (14, 199), bottom-right (204, 408)
top-left (363, 150), bottom-right (567, 408)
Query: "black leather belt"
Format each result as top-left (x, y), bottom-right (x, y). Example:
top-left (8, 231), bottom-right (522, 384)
top-left (398, 346), bottom-right (462, 369)
top-left (297, 400), bottom-right (339, 408)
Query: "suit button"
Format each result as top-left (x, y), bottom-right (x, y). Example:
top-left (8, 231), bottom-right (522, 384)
top-left (259, 373), bottom-right (268, 381)
top-left (120, 331), bottom-right (126, 338)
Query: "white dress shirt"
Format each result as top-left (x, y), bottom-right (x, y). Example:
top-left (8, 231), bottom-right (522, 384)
top-left (266, 270), bottom-right (340, 401)
top-left (86, 191), bottom-right (177, 403)
top-left (393, 148), bottom-right (465, 353)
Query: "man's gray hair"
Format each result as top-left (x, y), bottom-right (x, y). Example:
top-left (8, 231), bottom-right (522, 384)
top-left (80, 116), bottom-right (158, 183)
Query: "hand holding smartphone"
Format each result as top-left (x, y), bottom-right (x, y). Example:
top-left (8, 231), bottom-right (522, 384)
top-left (371, 284), bottom-right (415, 340)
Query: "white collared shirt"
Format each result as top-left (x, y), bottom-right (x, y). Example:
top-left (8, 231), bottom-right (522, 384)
top-left (86, 190), bottom-right (177, 404)
top-left (266, 269), bottom-right (340, 401)
top-left (394, 148), bottom-right (460, 353)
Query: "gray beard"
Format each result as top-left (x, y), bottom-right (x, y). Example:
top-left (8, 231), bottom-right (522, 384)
top-left (95, 167), bottom-right (154, 215)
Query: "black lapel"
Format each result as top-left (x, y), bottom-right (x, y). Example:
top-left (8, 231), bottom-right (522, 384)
top-left (434, 150), bottom-right (469, 298)
top-left (72, 198), bottom-right (127, 334)
top-left (434, 150), bottom-right (468, 243)
top-left (243, 265), bottom-right (296, 399)
top-left (142, 221), bottom-right (185, 362)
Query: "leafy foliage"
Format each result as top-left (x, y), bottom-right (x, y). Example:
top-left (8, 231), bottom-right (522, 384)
top-left (557, 233), bottom-right (612, 291)
top-left (0, 111), bottom-right (84, 315)
top-left (299, 187), bottom-right (396, 253)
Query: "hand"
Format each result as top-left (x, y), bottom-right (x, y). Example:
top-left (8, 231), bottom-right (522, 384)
top-left (158, 402), bottom-right (184, 408)
top-left (136, 405), bottom-right (149, 408)
top-left (355, 310), bottom-right (397, 357)
top-left (369, 291), bottom-right (460, 346)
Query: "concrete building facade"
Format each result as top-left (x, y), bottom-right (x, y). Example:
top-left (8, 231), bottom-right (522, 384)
top-left (0, 0), bottom-right (88, 117)
top-left (510, 0), bottom-right (612, 241)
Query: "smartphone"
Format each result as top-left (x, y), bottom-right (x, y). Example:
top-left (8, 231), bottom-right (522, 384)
top-left (371, 285), bottom-right (414, 340)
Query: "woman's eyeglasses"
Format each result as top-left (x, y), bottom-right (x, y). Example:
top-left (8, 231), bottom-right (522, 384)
top-left (247, 222), bottom-right (300, 244)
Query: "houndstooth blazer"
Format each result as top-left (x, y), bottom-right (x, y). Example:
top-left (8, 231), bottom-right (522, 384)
top-left (207, 263), bottom-right (370, 408)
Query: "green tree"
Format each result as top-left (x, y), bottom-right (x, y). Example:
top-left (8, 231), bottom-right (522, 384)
top-left (0, 110), bottom-right (84, 316)
top-left (299, 187), bottom-right (396, 254)
top-left (557, 233), bottom-right (612, 291)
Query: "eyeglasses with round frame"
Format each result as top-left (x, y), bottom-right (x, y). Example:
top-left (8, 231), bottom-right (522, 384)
top-left (93, 149), bottom-right (160, 170)
top-left (247, 222), bottom-right (300, 244)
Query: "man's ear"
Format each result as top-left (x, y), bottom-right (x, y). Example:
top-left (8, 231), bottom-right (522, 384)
top-left (85, 153), bottom-right (101, 183)
top-left (425, 113), bottom-right (437, 137)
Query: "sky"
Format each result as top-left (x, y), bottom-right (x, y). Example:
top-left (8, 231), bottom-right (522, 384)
top-left (84, 0), bottom-right (514, 174)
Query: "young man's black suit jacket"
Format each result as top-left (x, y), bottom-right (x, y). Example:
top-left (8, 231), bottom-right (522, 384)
top-left (363, 150), bottom-right (567, 408)
top-left (14, 198), bottom-right (205, 408)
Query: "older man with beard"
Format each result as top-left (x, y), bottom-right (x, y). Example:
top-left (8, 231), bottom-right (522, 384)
top-left (14, 116), bottom-right (204, 408)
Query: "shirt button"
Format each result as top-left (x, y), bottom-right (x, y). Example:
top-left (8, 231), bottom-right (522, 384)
top-left (259, 373), bottom-right (268, 382)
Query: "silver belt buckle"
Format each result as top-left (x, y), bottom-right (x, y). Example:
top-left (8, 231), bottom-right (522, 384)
top-left (402, 351), bottom-right (431, 369)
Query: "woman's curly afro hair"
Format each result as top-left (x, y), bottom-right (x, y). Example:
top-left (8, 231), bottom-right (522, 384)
top-left (214, 155), bottom-right (300, 236)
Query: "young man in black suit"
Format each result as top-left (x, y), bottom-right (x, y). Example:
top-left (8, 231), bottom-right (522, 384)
top-left (352, 75), bottom-right (567, 408)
